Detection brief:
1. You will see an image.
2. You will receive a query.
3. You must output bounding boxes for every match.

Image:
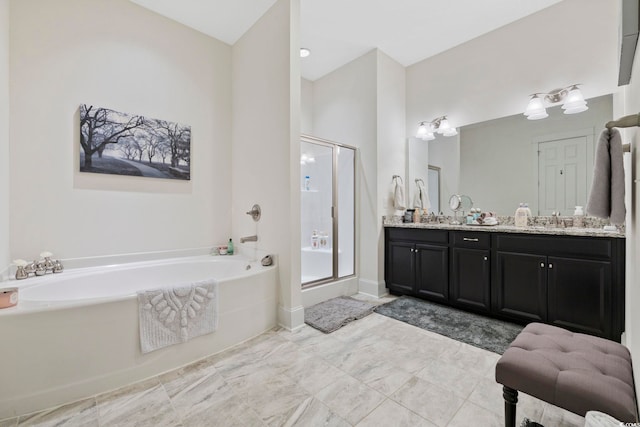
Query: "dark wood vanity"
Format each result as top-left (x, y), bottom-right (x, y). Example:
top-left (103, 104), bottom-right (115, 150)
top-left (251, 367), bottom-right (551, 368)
top-left (384, 226), bottom-right (625, 341)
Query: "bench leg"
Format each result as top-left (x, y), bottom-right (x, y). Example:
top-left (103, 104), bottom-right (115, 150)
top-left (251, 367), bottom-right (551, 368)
top-left (503, 386), bottom-right (518, 427)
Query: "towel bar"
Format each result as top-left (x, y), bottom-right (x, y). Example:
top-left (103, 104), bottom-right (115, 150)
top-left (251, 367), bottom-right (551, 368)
top-left (606, 113), bottom-right (640, 129)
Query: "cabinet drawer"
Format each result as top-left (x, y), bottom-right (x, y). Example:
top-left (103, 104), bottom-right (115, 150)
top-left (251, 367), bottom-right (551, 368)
top-left (386, 228), bottom-right (448, 244)
top-left (493, 234), bottom-right (612, 259)
top-left (452, 231), bottom-right (490, 249)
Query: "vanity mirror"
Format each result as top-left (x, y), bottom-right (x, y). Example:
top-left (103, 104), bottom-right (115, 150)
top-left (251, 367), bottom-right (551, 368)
top-left (412, 94), bottom-right (612, 216)
top-left (448, 194), bottom-right (473, 224)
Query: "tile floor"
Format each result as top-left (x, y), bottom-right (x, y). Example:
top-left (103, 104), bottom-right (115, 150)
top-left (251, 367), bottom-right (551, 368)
top-left (0, 305), bottom-right (586, 427)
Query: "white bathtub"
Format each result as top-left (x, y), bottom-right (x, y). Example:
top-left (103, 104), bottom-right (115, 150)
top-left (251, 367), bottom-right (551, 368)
top-left (0, 255), bottom-right (278, 419)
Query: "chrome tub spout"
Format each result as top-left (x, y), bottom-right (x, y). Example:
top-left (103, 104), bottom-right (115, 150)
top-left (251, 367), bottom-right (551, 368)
top-left (240, 235), bottom-right (258, 243)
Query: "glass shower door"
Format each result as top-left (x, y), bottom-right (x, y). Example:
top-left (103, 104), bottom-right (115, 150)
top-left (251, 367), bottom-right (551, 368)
top-left (301, 137), bottom-right (355, 287)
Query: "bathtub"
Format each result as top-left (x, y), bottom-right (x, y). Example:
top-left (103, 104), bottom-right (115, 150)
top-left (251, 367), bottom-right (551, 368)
top-left (0, 254), bottom-right (278, 419)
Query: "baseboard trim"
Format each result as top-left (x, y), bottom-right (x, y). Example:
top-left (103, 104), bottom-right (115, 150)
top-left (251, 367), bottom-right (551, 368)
top-left (358, 278), bottom-right (387, 298)
top-left (277, 304), bottom-right (305, 331)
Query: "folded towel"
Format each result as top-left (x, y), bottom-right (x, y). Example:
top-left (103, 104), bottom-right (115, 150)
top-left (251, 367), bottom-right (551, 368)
top-left (413, 179), bottom-right (431, 210)
top-left (393, 176), bottom-right (406, 210)
top-left (586, 128), bottom-right (626, 225)
top-left (138, 279), bottom-right (218, 354)
top-left (584, 411), bottom-right (621, 427)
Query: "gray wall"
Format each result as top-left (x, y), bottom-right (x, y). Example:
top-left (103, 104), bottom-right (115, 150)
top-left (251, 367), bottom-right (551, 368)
top-left (459, 94), bottom-right (612, 215)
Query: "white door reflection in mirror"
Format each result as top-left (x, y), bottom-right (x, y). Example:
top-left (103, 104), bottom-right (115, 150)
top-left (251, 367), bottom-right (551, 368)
top-left (535, 131), bottom-right (593, 216)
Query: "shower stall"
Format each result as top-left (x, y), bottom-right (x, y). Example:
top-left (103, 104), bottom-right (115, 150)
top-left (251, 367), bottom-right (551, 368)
top-left (300, 136), bottom-right (355, 287)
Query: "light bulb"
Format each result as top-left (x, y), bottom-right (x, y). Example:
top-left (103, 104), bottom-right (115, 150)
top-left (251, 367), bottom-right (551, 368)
top-left (524, 95), bottom-right (547, 117)
top-left (416, 122), bottom-right (429, 138)
top-left (422, 132), bottom-right (436, 141)
top-left (437, 118), bottom-right (450, 134)
top-left (443, 127), bottom-right (458, 137)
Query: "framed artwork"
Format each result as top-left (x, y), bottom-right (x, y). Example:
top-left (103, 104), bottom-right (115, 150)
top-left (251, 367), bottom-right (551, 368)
top-left (79, 104), bottom-right (191, 180)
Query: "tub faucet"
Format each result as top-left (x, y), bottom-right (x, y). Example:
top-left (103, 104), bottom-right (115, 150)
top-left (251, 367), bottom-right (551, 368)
top-left (240, 235), bottom-right (258, 243)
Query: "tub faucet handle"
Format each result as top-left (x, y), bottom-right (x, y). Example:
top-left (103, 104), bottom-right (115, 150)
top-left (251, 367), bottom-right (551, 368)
top-left (15, 266), bottom-right (28, 280)
top-left (53, 260), bottom-right (64, 273)
top-left (13, 259), bottom-right (28, 280)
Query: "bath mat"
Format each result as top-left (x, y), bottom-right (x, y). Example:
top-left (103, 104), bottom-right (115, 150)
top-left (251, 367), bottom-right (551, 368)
top-left (374, 296), bottom-right (523, 354)
top-left (305, 296), bottom-right (376, 333)
top-left (138, 279), bottom-right (218, 353)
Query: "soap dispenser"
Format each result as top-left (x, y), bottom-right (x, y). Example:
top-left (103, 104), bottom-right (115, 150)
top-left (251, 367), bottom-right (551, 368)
top-left (514, 203), bottom-right (528, 227)
top-left (227, 238), bottom-right (234, 255)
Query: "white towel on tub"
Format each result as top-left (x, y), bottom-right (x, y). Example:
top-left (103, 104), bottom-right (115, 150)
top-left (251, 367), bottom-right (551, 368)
top-left (137, 279), bottom-right (218, 354)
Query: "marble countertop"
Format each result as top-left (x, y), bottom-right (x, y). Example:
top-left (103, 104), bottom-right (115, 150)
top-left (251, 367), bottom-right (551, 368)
top-left (383, 219), bottom-right (625, 239)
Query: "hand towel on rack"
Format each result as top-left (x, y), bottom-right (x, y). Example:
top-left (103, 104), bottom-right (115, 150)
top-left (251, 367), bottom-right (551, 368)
top-left (138, 279), bottom-right (218, 354)
top-left (586, 128), bottom-right (626, 225)
top-left (413, 179), bottom-right (431, 210)
top-left (393, 176), bottom-right (406, 210)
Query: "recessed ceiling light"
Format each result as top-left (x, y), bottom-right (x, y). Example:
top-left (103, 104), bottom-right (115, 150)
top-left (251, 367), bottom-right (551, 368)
top-left (300, 48), bottom-right (311, 58)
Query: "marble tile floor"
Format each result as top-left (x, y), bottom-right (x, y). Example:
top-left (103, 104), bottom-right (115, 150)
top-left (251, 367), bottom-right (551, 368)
top-left (1, 309), bottom-right (585, 427)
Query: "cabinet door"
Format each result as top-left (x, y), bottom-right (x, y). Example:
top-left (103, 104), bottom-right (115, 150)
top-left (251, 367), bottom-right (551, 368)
top-left (451, 248), bottom-right (490, 313)
top-left (387, 241), bottom-right (415, 294)
top-left (494, 252), bottom-right (547, 322)
top-left (547, 256), bottom-right (612, 337)
top-left (415, 244), bottom-right (449, 303)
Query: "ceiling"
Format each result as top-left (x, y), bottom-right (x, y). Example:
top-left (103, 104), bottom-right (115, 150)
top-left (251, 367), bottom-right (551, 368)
top-left (130, 0), bottom-right (563, 81)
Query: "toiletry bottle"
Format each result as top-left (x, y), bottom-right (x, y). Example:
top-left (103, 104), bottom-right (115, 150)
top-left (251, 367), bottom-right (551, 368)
top-left (413, 209), bottom-right (420, 223)
top-left (304, 176), bottom-right (310, 191)
top-left (311, 230), bottom-right (319, 249)
top-left (574, 206), bottom-right (585, 228)
top-left (227, 238), bottom-right (234, 255)
top-left (524, 203), bottom-right (532, 217)
top-left (515, 203), bottom-right (528, 227)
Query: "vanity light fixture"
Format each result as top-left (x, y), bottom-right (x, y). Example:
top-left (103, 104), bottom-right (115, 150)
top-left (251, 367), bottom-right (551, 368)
top-left (416, 116), bottom-right (458, 141)
top-left (300, 48), bottom-right (311, 58)
top-left (524, 84), bottom-right (588, 120)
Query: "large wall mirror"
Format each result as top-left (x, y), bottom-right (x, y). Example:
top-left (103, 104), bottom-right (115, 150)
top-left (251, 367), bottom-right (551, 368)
top-left (416, 94), bottom-right (612, 216)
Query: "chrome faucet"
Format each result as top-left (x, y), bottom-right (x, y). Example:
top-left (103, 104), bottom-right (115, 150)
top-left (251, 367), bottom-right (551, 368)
top-left (240, 235), bottom-right (258, 243)
top-left (14, 252), bottom-right (63, 280)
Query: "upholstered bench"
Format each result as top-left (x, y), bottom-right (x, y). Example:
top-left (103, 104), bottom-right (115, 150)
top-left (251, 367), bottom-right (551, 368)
top-left (495, 322), bottom-right (637, 427)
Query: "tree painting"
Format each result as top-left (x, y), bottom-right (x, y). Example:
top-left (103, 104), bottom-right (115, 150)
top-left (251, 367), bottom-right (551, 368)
top-left (79, 104), bottom-right (191, 180)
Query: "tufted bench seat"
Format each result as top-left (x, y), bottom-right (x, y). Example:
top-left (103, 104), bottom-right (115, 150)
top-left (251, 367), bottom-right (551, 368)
top-left (495, 322), bottom-right (637, 427)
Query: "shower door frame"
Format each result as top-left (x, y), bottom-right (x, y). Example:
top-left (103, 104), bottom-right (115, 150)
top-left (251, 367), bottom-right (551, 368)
top-left (301, 135), bottom-right (357, 288)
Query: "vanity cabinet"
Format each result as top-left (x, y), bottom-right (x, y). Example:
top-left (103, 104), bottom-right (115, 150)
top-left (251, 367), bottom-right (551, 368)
top-left (493, 252), bottom-right (547, 322)
top-left (385, 226), bottom-right (625, 340)
top-left (385, 229), bottom-right (449, 303)
top-left (450, 232), bottom-right (491, 313)
top-left (492, 233), bottom-right (622, 339)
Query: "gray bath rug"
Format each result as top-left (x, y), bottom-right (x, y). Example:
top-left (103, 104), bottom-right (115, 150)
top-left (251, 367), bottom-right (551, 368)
top-left (374, 296), bottom-right (523, 354)
top-left (305, 296), bottom-right (376, 333)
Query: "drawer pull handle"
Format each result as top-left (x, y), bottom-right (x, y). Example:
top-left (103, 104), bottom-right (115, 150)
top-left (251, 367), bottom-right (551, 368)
top-left (463, 238), bottom-right (479, 242)
top-left (540, 262), bottom-right (545, 268)
top-left (484, 256), bottom-right (488, 261)
top-left (549, 263), bottom-right (553, 269)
